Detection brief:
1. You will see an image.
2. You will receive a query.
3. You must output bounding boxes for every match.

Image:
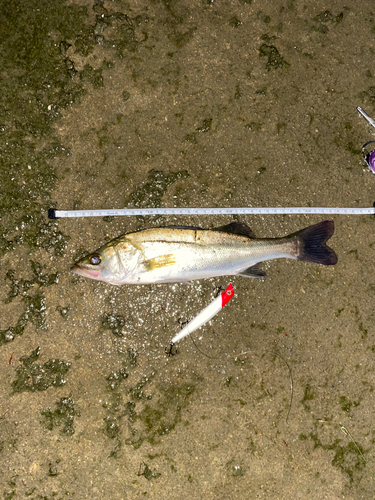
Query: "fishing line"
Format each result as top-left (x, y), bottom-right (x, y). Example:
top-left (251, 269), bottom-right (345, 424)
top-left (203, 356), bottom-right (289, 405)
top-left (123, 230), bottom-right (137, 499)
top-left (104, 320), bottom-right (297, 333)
top-left (183, 345), bottom-right (293, 423)
top-left (319, 420), bottom-right (375, 477)
top-left (49, 206), bottom-right (375, 218)
top-left (270, 351), bottom-right (294, 424)
top-left (189, 334), bottom-right (219, 360)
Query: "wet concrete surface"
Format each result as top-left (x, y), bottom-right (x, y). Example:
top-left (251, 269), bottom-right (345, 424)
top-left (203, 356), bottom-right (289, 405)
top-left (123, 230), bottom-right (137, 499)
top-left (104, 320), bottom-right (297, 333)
top-left (1, 0), bottom-right (375, 498)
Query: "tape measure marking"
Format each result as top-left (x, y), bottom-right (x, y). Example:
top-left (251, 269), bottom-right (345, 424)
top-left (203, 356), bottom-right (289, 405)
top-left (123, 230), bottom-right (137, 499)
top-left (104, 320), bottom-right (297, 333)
top-left (49, 206), bottom-right (375, 218)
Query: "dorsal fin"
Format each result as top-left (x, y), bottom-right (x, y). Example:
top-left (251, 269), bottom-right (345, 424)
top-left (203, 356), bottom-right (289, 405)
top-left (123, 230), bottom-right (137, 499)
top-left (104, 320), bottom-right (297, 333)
top-left (212, 222), bottom-right (256, 238)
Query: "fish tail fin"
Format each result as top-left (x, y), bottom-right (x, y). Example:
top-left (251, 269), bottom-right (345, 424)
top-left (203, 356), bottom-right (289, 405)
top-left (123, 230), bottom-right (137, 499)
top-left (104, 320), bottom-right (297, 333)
top-left (292, 220), bottom-right (337, 265)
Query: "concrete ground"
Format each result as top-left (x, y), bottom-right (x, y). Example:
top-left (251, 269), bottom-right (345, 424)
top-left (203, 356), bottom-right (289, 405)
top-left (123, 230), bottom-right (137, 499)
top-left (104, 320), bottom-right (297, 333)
top-left (1, 0), bottom-right (375, 498)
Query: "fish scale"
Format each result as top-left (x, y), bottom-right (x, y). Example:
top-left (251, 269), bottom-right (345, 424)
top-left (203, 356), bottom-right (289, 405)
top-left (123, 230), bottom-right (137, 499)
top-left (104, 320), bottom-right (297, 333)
top-left (72, 221), bottom-right (337, 285)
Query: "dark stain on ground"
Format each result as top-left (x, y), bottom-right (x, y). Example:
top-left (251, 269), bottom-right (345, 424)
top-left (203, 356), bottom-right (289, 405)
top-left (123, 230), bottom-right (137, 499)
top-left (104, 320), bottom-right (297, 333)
top-left (127, 169), bottom-right (190, 208)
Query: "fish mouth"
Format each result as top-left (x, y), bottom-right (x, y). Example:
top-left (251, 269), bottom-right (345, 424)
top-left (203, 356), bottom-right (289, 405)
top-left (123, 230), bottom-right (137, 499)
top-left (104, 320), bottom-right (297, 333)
top-left (71, 264), bottom-right (101, 279)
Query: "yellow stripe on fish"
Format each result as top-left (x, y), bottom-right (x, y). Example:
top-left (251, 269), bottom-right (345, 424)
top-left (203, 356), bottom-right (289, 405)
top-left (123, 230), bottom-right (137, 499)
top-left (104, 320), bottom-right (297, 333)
top-left (142, 254), bottom-right (176, 271)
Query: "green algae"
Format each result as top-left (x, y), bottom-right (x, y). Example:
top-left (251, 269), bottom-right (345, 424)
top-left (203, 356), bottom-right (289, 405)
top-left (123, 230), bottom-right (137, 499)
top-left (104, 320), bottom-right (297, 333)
top-left (197, 118), bottom-right (212, 133)
top-left (250, 323), bottom-right (267, 330)
top-left (0, 312), bottom-right (28, 345)
top-left (41, 396), bottom-right (80, 436)
top-left (315, 11), bottom-right (344, 24)
top-left (107, 368), bottom-right (129, 390)
top-left (168, 27), bottom-right (197, 48)
top-left (5, 262), bottom-right (59, 304)
top-left (301, 383), bottom-right (314, 411)
top-left (123, 348), bottom-right (137, 368)
top-left (110, 22), bottom-right (139, 55)
top-left (245, 122), bottom-right (262, 132)
top-left (309, 429), bottom-right (368, 484)
top-left (102, 349), bottom-right (139, 456)
top-left (56, 305), bottom-right (70, 320)
top-left (229, 17), bottom-right (242, 28)
top-left (127, 373), bottom-right (155, 401)
top-left (104, 415), bottom-right (121, 440)
top-left (82, 10), bottom-right (151, 59)
top-left (339, 395), bottom-right (360, 413)
top-left (102, 358), bottom-right (199, 454)
top-left (11, 347), bottom-right (71, 394)
top-left (0, 290), bottom-right (49, 346)
top-left (137, 462), bottom-right (161, 480)
top-left (332, 441), bottom-right (367, 483)
top-left (1, 261), bottom-right (58, 345)
top-left (127, 169), bottom-right (190, 208)
top-left (184, 132), bottom-right (198, 144)
top-left (80, 65), bottom-right (104, 88)
top-left (124, 401), bottom-right (137, 423)
top-left (232, 465), bottom-right (245, 477)
top-left (311, 10), bottom-right (345, 34)
top-left (72, 4), bottom-right (145, 59)
top-left (259, 43), bottom-right (289, 70)
top-left (101, 312), bottom-right (126, 337)
top-left (4, 270), bottom-right (20, 303)
top-left (184, 118), bottom-right (213, 144)
top-left (23, 291), bottom-right (48, 330)
top-left (107, 349), bottom-right (137, 390)
top-left (226, 458), bottom-right (245, 477)
top-left (106, 349), bottom-right (138, 390)
top-left (126, 380), bottom-right (197, 448)
top-left (0, 0), bottom-right (89, 258)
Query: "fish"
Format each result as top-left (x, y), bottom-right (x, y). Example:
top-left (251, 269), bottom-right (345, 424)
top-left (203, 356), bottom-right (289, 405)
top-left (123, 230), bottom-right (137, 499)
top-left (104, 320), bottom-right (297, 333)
top-left (71, 220), bottom-right (337, 285)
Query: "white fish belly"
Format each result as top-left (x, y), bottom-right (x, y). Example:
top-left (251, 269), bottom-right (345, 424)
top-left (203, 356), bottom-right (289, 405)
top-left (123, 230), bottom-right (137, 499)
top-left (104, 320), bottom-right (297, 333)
top-left (124, 240), bottom-right (294, 284)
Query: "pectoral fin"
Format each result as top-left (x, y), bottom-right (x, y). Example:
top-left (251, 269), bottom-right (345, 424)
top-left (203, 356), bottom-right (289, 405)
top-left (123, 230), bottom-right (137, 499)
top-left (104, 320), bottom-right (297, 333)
top-left (142, 254), bottom-right (176, 271)
top-left (238, 263), bottom-right (266, 278)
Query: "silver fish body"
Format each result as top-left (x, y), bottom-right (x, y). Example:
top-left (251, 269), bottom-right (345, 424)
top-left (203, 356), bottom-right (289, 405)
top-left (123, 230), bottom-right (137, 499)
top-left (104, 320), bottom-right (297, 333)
top-left (71, 221), bottom-right (337, 285)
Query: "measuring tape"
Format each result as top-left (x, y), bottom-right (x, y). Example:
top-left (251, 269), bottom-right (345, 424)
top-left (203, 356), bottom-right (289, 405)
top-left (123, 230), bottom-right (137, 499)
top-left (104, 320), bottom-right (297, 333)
top-left (48, 206), bottom-right (375, 218)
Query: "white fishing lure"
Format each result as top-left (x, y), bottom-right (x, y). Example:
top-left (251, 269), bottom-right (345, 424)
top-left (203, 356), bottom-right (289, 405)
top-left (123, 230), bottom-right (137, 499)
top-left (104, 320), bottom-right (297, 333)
top-left (171, 283), bottom-right (234, 344)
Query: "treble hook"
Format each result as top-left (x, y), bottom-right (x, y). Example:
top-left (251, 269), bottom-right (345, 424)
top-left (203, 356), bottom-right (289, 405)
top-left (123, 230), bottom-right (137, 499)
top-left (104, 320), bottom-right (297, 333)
top-left (165, 343), bottom-right (177, 357)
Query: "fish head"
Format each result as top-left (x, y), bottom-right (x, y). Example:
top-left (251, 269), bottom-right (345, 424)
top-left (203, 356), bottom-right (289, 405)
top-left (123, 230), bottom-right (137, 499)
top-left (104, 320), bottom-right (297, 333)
top-left (71, 237), bottom-right (141, 285)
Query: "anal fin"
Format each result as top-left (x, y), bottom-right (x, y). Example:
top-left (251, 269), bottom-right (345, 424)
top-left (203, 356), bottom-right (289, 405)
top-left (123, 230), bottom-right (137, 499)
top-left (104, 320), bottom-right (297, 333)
top-left (238, 263), bottom-right (266, 278)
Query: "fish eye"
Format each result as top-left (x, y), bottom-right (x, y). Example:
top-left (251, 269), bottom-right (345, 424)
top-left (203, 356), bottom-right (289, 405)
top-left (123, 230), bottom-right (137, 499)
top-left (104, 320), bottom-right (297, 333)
top-left (89, 253), bottom-right (101, 265)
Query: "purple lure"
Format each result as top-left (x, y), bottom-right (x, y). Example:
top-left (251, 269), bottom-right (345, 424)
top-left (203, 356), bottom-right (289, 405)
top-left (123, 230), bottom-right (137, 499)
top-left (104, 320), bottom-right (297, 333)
top-left (362, 141), bottom-right (375, 174)
top-left (366, 150), bottom-right (375, 174)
